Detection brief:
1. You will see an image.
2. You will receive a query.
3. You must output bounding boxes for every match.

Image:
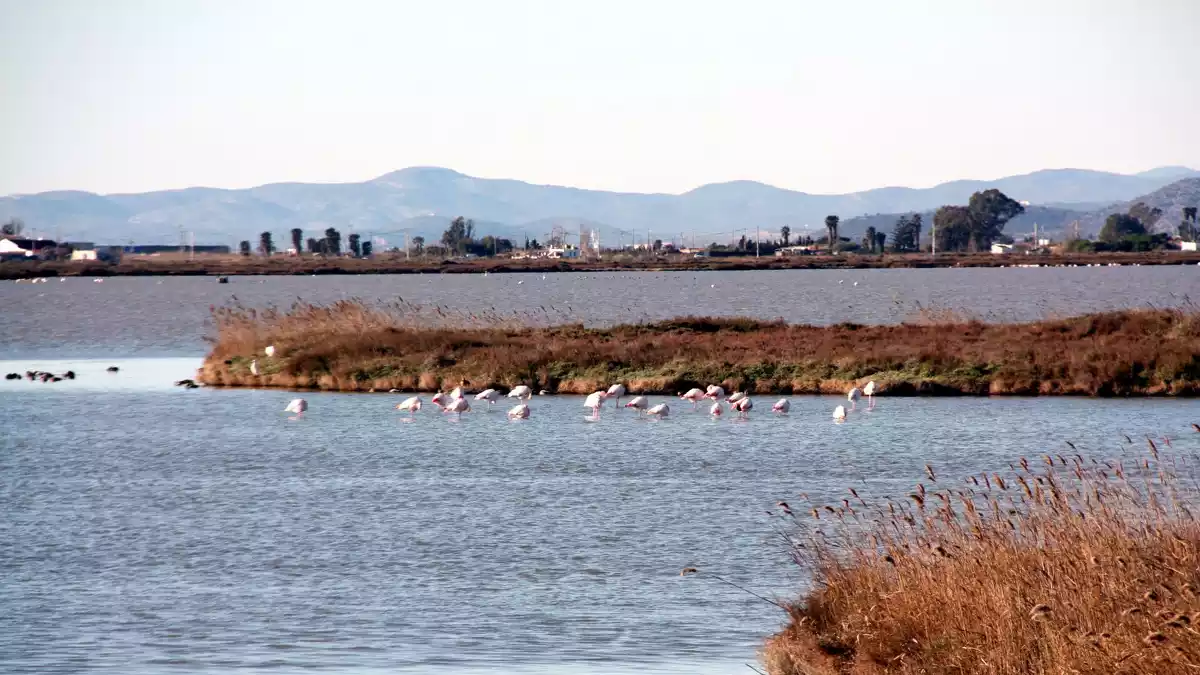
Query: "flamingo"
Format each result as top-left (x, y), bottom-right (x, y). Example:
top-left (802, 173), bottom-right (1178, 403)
top-left (847, 387), bottom-right (861, 411)
top-left (249, 359), bottom-right (259, 376)
top-left (474, 388), bottom-right (501, 408)
top-left (444, 397), bottom-right (470, 415)
top-left (624, 396), bottom-right (649, 413)
top-left (833, 405), bottom-right (847, 423)
top-left (709, 401), bottom-right (724, 417)
top-left (284, 398), bottom-right (307, 414)
top-left (395, 396), bottom-right (422, 416)
top-left (680, 388), bottom-right (706, 408)
top-left (449, 386), bottom-right (465, 400)
top-left (646, 403), bottom-right (670, 418)
top-left (431, 391), bottom-right (451, 409)
top-left (606, 383), bottom-right (627, 407)
top-left (727, 391), bottom-right (747, 405)
top-left (584, 391), bottom-right (606, 418)
top-left (705, 385), bottom-right (725, 400)
top-left (863, 380), bottom-right (877, 409)
top-left (733, 397), bottom-right (753, 418)
top-left (772, 399), bottom-right (790, 414)
top-left (508, 385), bottom-right (532, 400)
top-left (507, 403), bottom-right (530, 419)
top-left (264, 345), bottom-right (276, 357)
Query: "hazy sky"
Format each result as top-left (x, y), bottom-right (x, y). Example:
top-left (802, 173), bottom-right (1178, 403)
top-left (1, 0), bottom-right (1197, 196)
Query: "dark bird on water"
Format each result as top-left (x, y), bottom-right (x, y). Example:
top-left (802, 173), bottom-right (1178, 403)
top-left (1192, 423), bottom-right (1200, 433)
top-left (106, 366), bottom-right (119, 373)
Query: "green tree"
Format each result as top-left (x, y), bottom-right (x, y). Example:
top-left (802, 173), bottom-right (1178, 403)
top-left (348, 233), bottom-right (361, 257)
top-left (891, 214), bottom-right (921, 252)
top-left (306, 238), bottom-right (319, 254)
top-left (1099, 213), bottom-right (1146, 243)
top-left (824, 215), bottom-right (839, 248)
top-left (239, 240), bottom-right (251, 256)
top-left (875, 230), bottom-right (886, 253)
top-left (411, 236), bottom-right (425, 256)
top-left (1127, 202), bottom-right (1163, 231)
top-left (1, 217), bottom-right (25, 236)
top-left (780, 225), bottom-right (791, 247)
top-left (324, 227), bottom-right (341, 255)
top-left (1183, 206), bottom-right (1198, 223)
top-left (653, 238), bottom-right (663, 252)
top-left (864, 226), bottom-right (878, 253)
top-left (360, 240), bottom-right (373, 257)
top-left (290, 228), bottom-right (302, 254)
top-left (441, 216), bottom-right (475, 254)
top-left (933, 206), bottom-right (973, 252)
top-left (965, 189), bottom-right (1024, 250)
top-left (258, 231), bottom-right (274, 256)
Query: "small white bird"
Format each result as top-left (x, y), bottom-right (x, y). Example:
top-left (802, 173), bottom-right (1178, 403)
top-left (772, 399), bottom-right (790, 414)
top-left (395, 396), bottom-right (422, 415)
top-left (624, 396), bottom-right (649, 413)
top-left (507, 403), bottom-right (530, 419)
top-left (508, 385), bottom-right (532, 400)
top-left (853, 281), bottom-right (859, 286)
top-left (284, 398), bottom-right (307, 414)
top-left (584, 391), bottom-right (606, 417)
top-left (833, 405), bottom-right (847, 422)
top-left (705, 385), bottom-right (725, 400)
top-left (727, 391), bottom-right (747, 405)
top-left (444, 397), bottom-right (470, 415)
top-left (264, 345), bottom-right (276, 357)
top-left (474, 388), bottom-right (501, 407)
top-left (646, 403), bottom-right (670, 418)
top-left (605, 383), bottom-right (627, 407)
top-left (863, 380), bottom-right (877, 409)
top-left (517, 280), bottom-right (524, 285)
top-left (680, 388), bottom-right (706, 408)
top-left (847, 387), bottom-right (861, 410)
top-left (250, 359), bottom-right (259, 376)
top-left (734, 397), bottom-right (753, 418)
top-left (709, 401), bottom-right (723, 416)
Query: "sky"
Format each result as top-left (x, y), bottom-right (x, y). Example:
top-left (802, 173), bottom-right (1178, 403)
top-left (1, 0), bottom-right (1198, 197)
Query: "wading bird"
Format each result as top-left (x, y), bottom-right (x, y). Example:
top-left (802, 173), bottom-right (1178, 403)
top-left (863, 380), bottom-right (877, 409)
top-left (705, 385), bottom-right (725, 400)
top-left (431, 391), bottom-right (451, 409)
top-left (507, 403), bottom-right (530, 419)
top-left (584, 391), bottom-right (606, 418)
top-left (727, 391), bottom-right (747, 405)
top-left (284, 398), bottom-right (307, 414)
top-left (624, 396), bottom-right (649, 413)
top-left (733, 397), bottom-right (753, 418)
top-left (646, 403), bottom-right (670, 418)
top-left (508, 385), bottom-right (532, 400)
top-left (709, 401), bottom-right (723, 417)
top-left (396, 396), bottom-right (422, 416)
top-left (474, 388), bottom-right (501, 408)
top-left (832, 405), bottom-right (847, 423)
top-left (680, 388), bottom-right (706, 408)
top-left (772, 399), bottom-right (790, 414)
top-left (847, 387), bottom-right (861, 411)
top-left (605, 383), bottom-right (627, 407)
top-left (444, 397), bottom-right (470, 415)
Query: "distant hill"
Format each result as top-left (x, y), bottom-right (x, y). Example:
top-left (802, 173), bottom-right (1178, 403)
top-left (1, 165), bottom-right (1196, 246)
top-left (1072, 177), bottom-right (1200, 237)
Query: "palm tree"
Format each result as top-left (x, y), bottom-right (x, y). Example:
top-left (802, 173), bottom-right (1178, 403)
top-left (780, 225), bottom-right (791, 247)
top-left (824, 215), bottom-right (840, 249)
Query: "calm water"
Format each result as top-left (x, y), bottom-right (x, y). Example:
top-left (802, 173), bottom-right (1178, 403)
top-left (2, 267), bottom-right (1198, 674)
top-left (1, 266), bottom-right (1198, 358)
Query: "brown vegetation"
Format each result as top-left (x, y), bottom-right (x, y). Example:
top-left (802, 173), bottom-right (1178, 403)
top-left (760, 444), bottom-right (1200, 674)
top-left (5, 249), bottom-right (1200, 279)
top-left (198, 300), bottom-right (1200, 396)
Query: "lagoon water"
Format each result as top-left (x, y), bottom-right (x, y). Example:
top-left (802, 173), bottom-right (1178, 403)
top-left (2, 267), bottom-right (1199, 674)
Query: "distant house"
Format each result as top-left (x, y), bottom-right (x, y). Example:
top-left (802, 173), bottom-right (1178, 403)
top-left (1182, 241), bottom-right (1198, 252)
top-left (0, 237), bottom-right (57, 257)
top-left (990, 243), bottom-right (1015, 254)
top-left (68, 242), bottom-right (98, 261)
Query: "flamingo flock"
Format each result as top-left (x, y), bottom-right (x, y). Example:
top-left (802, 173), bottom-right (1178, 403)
top-left (281, 380), bottom-right (882, 423)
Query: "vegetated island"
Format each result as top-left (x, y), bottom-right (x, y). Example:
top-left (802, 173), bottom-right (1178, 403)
top-left (5, 250), bottom-right (1200, 280)
top-left (755, 442), bottom-right (1200, 674)
top-left (197, 300), bottom-right (1200, 396)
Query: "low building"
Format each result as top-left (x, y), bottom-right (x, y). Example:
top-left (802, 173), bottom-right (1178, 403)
top-left (1182, 241), bottom-right (1198, 252)
top-left (67, 242), bottom-right (97, 261)
top-left (0, 237), bottom-right (57, 257)
top-left (990, 243), bottom-right (1014, 254)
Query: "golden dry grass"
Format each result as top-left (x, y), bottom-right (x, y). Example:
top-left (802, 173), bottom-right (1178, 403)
top-left (761, 442), bottom-right (1200, 675)
top-left (198, 300), bottom-right (1200, 396)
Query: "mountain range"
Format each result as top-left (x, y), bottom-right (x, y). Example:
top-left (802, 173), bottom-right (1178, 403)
top-left (1, 166), bottom-right (1197, 246)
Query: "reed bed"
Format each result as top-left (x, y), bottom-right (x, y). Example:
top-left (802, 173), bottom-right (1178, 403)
top-left (199, 299), bottom-right (1200, 395)
top-left (759, 440), bottom-right (1200, 674)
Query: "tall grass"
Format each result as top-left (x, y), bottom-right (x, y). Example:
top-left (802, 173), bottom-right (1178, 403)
top-left (200, 299), bottom-right (1200, 395)
top-left (762, 442), bottom-right (1200, 674)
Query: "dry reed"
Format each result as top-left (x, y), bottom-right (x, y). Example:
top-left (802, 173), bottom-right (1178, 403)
top-left (761, 442), bottom-right (1200, 674)
top-left (198, 299), bottom-right (1200, 396)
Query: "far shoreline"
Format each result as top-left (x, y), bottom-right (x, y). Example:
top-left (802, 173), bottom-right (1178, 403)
top-left (4, 250), bottom-right (1200, 279)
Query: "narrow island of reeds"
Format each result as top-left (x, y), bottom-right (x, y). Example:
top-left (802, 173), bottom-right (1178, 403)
top-left (756, 442), bottom-right (1200, 674)
top-left (197, 300), bottom-right (1200, 396)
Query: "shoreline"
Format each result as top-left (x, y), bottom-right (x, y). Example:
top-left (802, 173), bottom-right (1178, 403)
top-left (197, 304), bottom-right (1200, 397)
top-left (5, 250), bottom-right (1200, 279)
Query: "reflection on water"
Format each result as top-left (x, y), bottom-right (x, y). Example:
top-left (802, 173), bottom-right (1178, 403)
top-left (1, 266), bottom-right (1197, 357)
top-left (2, 364), bottom-right (1198, 673)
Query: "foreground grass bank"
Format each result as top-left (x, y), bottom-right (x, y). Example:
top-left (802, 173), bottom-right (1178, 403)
top-left (197, 301), bottom-right (1200, 395)
top-left (6, 249), bottom-right (1200, 279)
top-left (760, 445), bottom-right (1200, 674)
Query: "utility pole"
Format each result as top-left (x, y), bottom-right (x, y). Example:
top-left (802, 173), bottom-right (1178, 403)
top-left (190, 231), bottom-right (195, 260)
top-left (755, 228), bottom-right (760, 258)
